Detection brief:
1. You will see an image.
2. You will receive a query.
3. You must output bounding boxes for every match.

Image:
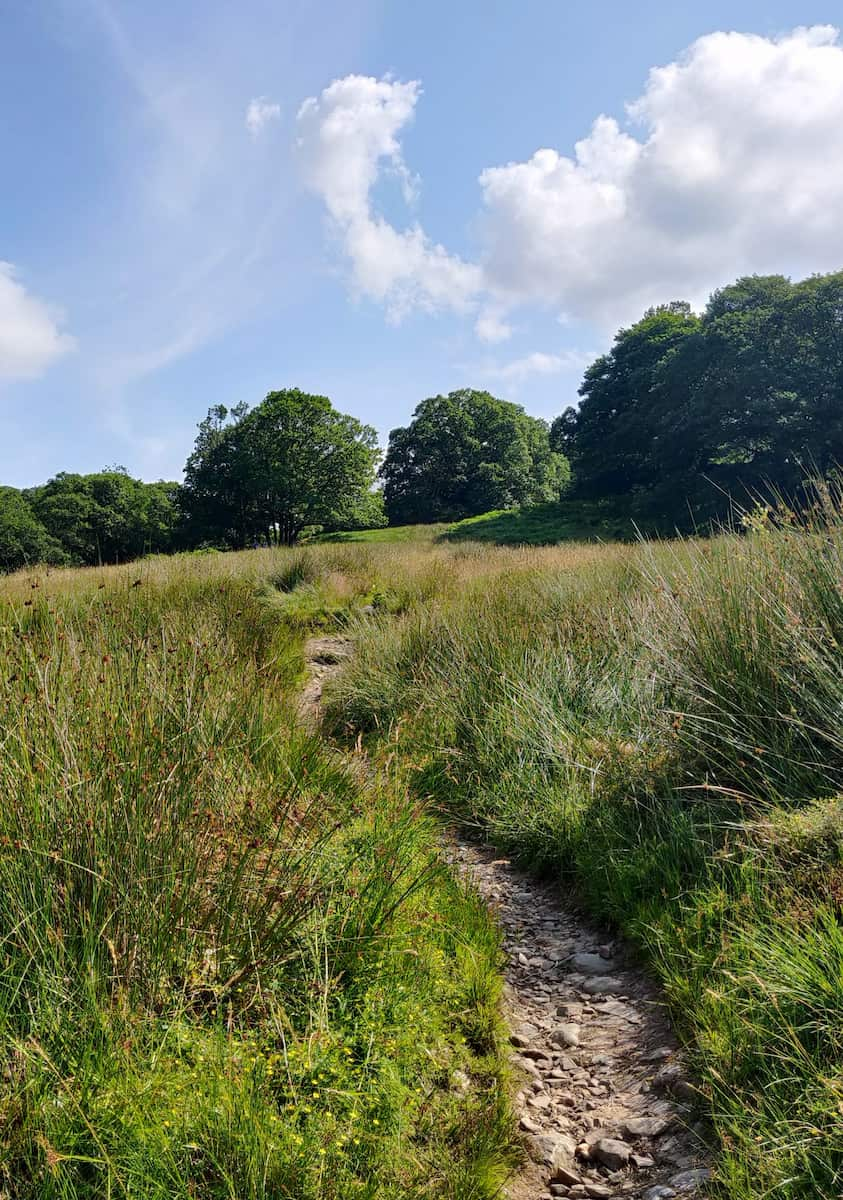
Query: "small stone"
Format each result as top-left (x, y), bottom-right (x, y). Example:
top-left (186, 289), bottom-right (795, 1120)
top-left (669, 1168), bottom-right (711, 1193)
top-left (599, 943), bottom-right (614, 959)
top-left (642, 1189), bottom-right (676, 1200)
top-left (582, 976), bottom-right (627, 995)
top-left (572, 953), bottom-right (616, 975)
top-left (534, 1133), bottom-right (578, 1168)
top-left (653, 1064), bottom-right (683, 1092)
top-left (549, 1187), bottom-right (571, 1198)
top-left (552, 1023), bottom-right (581, 1048)
top-left (551, 1166), bottom-right (583, 1187)
top-left (520, 1114), bottom-right (541, 1133)
top-left (623, 1116), bottom-right (671, 1139)
top-left (592, 1137), bottom-right (632, 1170)
top-left (451, 1068), bottom-right (471, 1093)
top-left (585, 1186), bottom-right (612, 1199)
top-left (631, 1153), bottom-right (656, 1169)
top-left (642, 1046), bottom-right (673, 1063)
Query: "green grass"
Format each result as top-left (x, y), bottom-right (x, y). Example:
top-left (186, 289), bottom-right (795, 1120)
top-left (446, 498), bottom-right (636, 544)
top-left (309, 522), bottom-right (454, 544)
top-left (313, 497), bottom-right (637, 547)
top-left (317, 504), bottom-right (843, 1199)
top-left (0, 551), bottom-right (515, 1198)
top-left (14, 502), bottom-right (843, 1197)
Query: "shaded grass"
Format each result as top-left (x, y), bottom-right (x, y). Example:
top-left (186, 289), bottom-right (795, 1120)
top-left (445, 498), bottom-right (636, 545)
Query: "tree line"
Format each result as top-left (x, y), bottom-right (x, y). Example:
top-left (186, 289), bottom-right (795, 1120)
top-left (0, 387), bottom-right (567, 571)
top-left (554, 269), bottom-right (843, 528)
top-left (3, 266), bottom-right (842, 570)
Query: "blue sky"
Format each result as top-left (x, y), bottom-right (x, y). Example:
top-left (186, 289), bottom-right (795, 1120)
top-left (2, 1), bottom-right (842, 486)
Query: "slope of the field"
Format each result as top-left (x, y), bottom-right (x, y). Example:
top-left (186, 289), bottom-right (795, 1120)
top-left (313, 499), bottom-right (634, 547)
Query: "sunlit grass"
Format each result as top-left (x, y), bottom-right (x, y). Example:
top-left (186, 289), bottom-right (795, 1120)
top-left (319, 507), bottom-right (843, 1199)
top-left (0, 547), bottom-right (515, 1198)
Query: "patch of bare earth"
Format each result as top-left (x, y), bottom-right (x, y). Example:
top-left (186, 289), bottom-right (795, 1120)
top-left (298, 635), bottom-right (352, 724)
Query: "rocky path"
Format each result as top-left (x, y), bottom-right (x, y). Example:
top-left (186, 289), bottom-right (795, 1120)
top-left (447, 842), bottom-right (711, 1200)
top-left (302, 636), bottom-right (712, 1200)
top-left (298, 635), bottom-right (353, 722)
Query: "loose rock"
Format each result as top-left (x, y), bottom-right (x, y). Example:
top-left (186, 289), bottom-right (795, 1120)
top-left (446, 841), bottom-right (711, 1200)
top-left (592, 1137), bottom-right (632, 1169)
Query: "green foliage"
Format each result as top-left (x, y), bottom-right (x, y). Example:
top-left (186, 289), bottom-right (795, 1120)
top-left (26, 470), bottom-right (179, 566)
top-left (180, 390), bottom-right (380, 547)
top-left (0, 486), bottom-right (66, 571)
top-left (379, 389), bottom-right (569, 525)
top-left (565, 270), bottom-right (843, 530)
top-left (573, 301), bottom-right (699, 500)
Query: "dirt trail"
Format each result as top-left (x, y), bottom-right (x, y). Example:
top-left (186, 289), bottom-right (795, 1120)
top-left (302, 636), bottom-right (712, 1200)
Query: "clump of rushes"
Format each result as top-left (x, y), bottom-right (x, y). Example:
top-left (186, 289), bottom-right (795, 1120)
top-left (0, 551), bottom-right (514, 1198)
top-left (321, 498), bottom-right (843, 1199)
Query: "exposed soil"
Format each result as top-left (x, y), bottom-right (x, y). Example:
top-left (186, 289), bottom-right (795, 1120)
top-left (298, 635), bottom-right (353, 723)
top-left (303, 636), bottom-right (712, 1200)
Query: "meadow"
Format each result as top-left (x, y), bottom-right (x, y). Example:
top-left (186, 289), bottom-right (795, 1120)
top-left (0, 550), bottom-right (514, 1198)
top-left (2, 504), bottom-right (843, 1198)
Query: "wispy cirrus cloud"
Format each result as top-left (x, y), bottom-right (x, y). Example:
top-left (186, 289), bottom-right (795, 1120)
top-left (245, 96), bottom-right (280, 137)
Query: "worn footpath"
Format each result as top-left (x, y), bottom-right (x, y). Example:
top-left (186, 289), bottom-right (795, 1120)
top-left (303, 636), bottom-right (712, 1200)
top-left (448, 843), bottom-right (711, 1200)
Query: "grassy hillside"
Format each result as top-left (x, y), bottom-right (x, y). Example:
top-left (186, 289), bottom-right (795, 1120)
top-left (317, 513), bottom-right (843, 1199)
top-left (0, 551), bottom-right (514, 1198)
top-left (313, 498), bottom-right (639, 548)
top-left (7, 510), bottom-right (843, 1197)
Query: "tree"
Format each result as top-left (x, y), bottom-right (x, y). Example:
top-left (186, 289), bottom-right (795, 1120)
top-left (27, 471), bottom-right (180, 565)
top-left (0, 487), bottom-right (66, 572)
top-left (572, 303), bottom-right (700, 499)
top-left (180, 389), bottom-right (380, 547)
top-left (560, 271), bottom-right (843, 528)
top-left (379, 390), bottom-right (569, 524)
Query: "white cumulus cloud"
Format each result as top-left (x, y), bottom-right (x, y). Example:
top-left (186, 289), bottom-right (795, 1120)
top-left (296, 75), bottom-right (481, 319)
top-left (478, 25), bottom-right (843, 326)
top-left (301, 27), bottom-right (843, 335)
top-left (0, 263), bottom-right (75, 382)
top-left (246, 96), bottom-right (281, 137)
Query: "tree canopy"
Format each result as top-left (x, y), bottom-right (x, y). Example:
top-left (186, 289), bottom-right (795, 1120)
top-left (379, 389), bottom-right (570, 524)
top-left (26, 470), bottom-right (180, 566)
top-left (562, 270), bottom-right (843, 527)
top-left (0, 487), bottom-right (66, 573)
top-left (180, 389), bottom-right (380, 547)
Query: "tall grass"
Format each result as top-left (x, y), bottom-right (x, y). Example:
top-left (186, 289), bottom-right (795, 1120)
top-left (321, 514), bottom-right (843, 1199)
top-left (0, 551), bottom-right (514, 1198)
